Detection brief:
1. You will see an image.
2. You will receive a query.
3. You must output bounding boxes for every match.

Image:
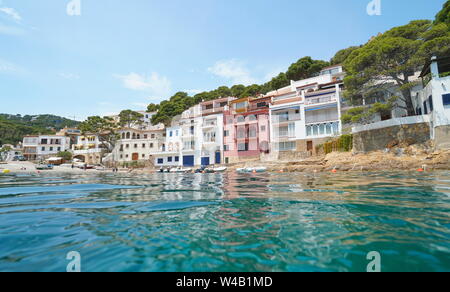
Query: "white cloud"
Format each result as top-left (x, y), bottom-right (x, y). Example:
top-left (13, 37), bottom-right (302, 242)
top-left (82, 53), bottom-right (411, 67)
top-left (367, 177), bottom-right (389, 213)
top-left (208, 59), bottom-right (258, 86)
top-left (115, 72), bottom-right (172, 98)
top-left (0, 23), bottom-right (24, 35)
top-left (0, 7), bottom-right (22, 22)
top-left (0, 58), bottom-right (23, 73)
top-left (59, 73), bottom-right (80, 80)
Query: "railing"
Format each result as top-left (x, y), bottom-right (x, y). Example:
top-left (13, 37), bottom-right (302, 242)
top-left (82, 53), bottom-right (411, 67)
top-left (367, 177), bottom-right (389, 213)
top-left (272, 114), bottom-right (301, 123)
top-left (304, 94), bottom-right (337, 105)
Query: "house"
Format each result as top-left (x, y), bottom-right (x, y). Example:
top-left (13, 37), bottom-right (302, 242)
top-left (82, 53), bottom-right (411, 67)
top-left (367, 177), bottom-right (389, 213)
top-left (223, 95), bottom-right (271, 164)
top-left (268, 65), bottom-right (344, 159)
top-left (150, 118), bottom-right (183, 167)
top-left (72, 135), bottom-right (104, 164)
top-left (418, 56), bottom-right (450, 149)
top-left (22, 135), bottom-right (71, 161)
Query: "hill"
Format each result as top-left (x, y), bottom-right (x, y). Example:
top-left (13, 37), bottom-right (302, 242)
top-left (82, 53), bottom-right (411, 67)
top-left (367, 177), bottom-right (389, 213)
top-left (0, 114), bottom-right (80, 145)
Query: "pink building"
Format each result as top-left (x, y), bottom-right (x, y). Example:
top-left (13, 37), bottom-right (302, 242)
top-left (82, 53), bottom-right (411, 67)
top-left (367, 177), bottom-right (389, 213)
top-left (223, 96), bottom-right (271, 164)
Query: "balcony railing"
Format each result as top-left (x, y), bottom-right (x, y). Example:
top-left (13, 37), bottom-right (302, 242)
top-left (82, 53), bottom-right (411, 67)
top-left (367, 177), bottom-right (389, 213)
top-left (272, 114), bottom-right (301, 124)
top-left (304, 94), bottom-right (337, 105)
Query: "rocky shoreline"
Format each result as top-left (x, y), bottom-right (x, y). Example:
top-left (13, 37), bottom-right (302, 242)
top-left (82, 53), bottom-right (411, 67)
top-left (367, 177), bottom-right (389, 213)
top-left (1, 146), bottom-right (449, 176)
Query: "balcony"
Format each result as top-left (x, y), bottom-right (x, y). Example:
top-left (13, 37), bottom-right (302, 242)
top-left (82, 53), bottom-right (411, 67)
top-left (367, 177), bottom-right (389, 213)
top-left (203, 120), bottom-right (218, 128)
top-left (272, 114), bottom-right (301, 124)
top-left (304, 94), bottom-right (337, 106)
top-left (201, 106), bottom-right (226, 115)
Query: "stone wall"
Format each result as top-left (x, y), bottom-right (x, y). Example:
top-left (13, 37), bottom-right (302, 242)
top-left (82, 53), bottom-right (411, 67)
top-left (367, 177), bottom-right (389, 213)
top-left (435, 125), bottom-right (450, 150)
top-left (353, 122), bottom-right (431, 152)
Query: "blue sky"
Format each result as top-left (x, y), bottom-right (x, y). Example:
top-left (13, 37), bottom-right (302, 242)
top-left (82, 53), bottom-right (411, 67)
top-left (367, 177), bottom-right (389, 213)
top-left (0, 0), bottom-right (446, 120)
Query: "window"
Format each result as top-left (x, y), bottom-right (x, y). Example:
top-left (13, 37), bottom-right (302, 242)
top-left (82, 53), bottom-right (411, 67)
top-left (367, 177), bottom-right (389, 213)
top-left (150, 143), bottom-right (154, 148)
top-left (157, 158), bottom-right (164, 164)
top-left (238, 143), bottom-right (248, 151)
top-left (168, 157), bottom-right (173, 162)
top-left (175, 156), bottom-right (179, 162)
top-left (41, 147), bottom-right (45, 151)
top-left (224, 130), bottom-right (229, 137)
top-left (257, 102), bottom-right (267, 108)
top-left (224, 145), bottom-right (229, 151)
top-left (220, 102), bottom-right (228, 107)
top-left (41, 139), bottom-right (48, 144)
top-left (120, 155), bottom-right (123, 159)
top-left (443, 94), bottom-right (450, 106)
top-left (170, 131), bottom-right (173, 137)
top-left (126, 144), bottom-right (130, 148)
top-left (151, 134), bottom-right (155, 139)
top-left (142, 154), bottom-right (146, 158)
top-left (142, 144), bottom-right (146, 148)
top-left (134, 144), bottom-right (138, 148)
top-left (278, 142), bottom-right (296, 151)
top-left (235, 102), bottom-right (247, 110)
top-left (261, 126), bottom-right (266, 132)
top-left (429, 96), bottom-right (433, 112)
top-left (57, 147), bottom-right (61, 151)
top-left (144, 134), bottom-right (148, 139)
top-left (423, 101), bottom-right (428, 115)
top-left (237, 116), bottom-right (245, 123)
top-left (249, 126), bottom-right (257, 138)
top-left (176, 130), bottom-right (179, 136)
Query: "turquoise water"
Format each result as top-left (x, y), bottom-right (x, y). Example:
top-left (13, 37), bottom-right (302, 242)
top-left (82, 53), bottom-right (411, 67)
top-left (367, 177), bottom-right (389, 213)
top-left (0, 171), bottom-right (449, 272)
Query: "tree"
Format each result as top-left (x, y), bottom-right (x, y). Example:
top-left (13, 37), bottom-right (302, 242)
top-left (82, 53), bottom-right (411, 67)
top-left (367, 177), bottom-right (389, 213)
top-left (78, 116), bottom-right (119, 153)
top-left (435, 0), bottom-right (450, 25)
top-left (57, 151), bottom-right (73, 161)
top-left (118, 110), bottom-right (144, 128)
top-left (147, 103), bottom-right (160, 113)
top-left (286, 56), bottom-right (329, 81)
top-left (330, 46), bottom-right (361, 65)
top-left (344, 20), bottom-right (450, 116)
top-left (231, 85), bottom-right (246, 98)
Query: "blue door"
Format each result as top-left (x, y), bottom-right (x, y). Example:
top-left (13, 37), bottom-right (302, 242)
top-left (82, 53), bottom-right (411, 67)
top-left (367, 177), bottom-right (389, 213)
top-left (183, 155), bottom-right (195, 167)
top-left (201, 157), bottom-right (210, 166)
top-left (215, 151), bottom-right (221, 164)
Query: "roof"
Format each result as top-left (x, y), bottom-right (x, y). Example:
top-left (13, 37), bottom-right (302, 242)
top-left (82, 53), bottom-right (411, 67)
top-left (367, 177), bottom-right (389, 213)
top-left (420, 56), bottom-right (450, 78)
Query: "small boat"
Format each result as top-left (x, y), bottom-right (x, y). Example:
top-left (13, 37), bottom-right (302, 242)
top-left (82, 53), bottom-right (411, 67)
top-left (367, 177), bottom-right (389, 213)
top-left (237, 167), bottom-right (267, 173)
top-left (36, 164), bottom-right (54, 170)
top-left (212, 167), bottom-right (227, 173)
top-left (170, 167), bottom-right (192, 173)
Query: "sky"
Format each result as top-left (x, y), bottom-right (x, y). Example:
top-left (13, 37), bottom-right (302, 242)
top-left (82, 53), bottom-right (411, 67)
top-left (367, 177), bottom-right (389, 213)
top-left (0, 0), bottom-right (447, 120)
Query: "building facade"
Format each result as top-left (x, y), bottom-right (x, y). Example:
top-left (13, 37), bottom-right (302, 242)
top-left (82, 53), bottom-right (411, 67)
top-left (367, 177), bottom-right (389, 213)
top-left (417, 56), bottom-right (450, 149)
top-left (268, 65), bottom-right (344, 159)
top-left (223, 96), bottom-right (271, 164)
top-left (22, 135), bottom-right (71, 161)
top-left (72, 135), bottom-right (104, 164)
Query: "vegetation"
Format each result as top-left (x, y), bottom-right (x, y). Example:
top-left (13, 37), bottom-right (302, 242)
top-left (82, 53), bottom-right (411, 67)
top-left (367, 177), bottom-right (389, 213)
top-left (149, 57), bottom-right (329, 125)
top-left (343, 18), bottom-right (450, 115)
top-left (78, 116), bottom-right (119, 152)
top-left (118, 110), bottom-right (144, 128)
top-left (57, 151), bottom-right (73, 161)
top-left (0, 116), bottom-right (53, 145)
top-left (316, 134), bottom-right (353, 155)
top-left (435, 0), bottom-right (450, 25)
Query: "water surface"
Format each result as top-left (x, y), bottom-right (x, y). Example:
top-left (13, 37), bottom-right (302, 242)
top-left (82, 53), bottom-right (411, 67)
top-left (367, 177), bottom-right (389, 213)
top-left (0, 171), bottom-right (449, 272)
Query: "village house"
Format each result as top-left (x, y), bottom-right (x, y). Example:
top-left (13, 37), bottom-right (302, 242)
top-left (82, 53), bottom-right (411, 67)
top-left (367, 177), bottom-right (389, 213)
top-left (22, 135), bottom-right (71, 161)
top-left (223, 95), bottom-right (271, 164)
top-left (267, 65), bottom-right (344, 159)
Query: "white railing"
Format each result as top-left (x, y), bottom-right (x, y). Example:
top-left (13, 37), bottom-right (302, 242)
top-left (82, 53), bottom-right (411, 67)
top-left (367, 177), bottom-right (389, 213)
top-left (352, 115), bottom-right (431, 133)
top-left (304, 94), bottom-right (337, 105)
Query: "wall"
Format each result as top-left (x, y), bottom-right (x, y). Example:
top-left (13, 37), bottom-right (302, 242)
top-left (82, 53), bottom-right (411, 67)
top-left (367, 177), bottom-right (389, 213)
top-left (435, 125), bottom-right (450, 150)
top-left (353, 122), bottom-right (431, 152)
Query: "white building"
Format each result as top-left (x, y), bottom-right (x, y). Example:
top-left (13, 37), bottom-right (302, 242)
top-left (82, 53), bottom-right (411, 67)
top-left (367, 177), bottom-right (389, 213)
top-left (152, 97), bottom-right (234, 168)
top-left (72, 135), bottom-right (104, 164)
top-left (417, 56), bottom-right (450, 149)
top-left (268, 65), bottom-right (344, 156)
top-left (22, 135), bottom-right (71, 161)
